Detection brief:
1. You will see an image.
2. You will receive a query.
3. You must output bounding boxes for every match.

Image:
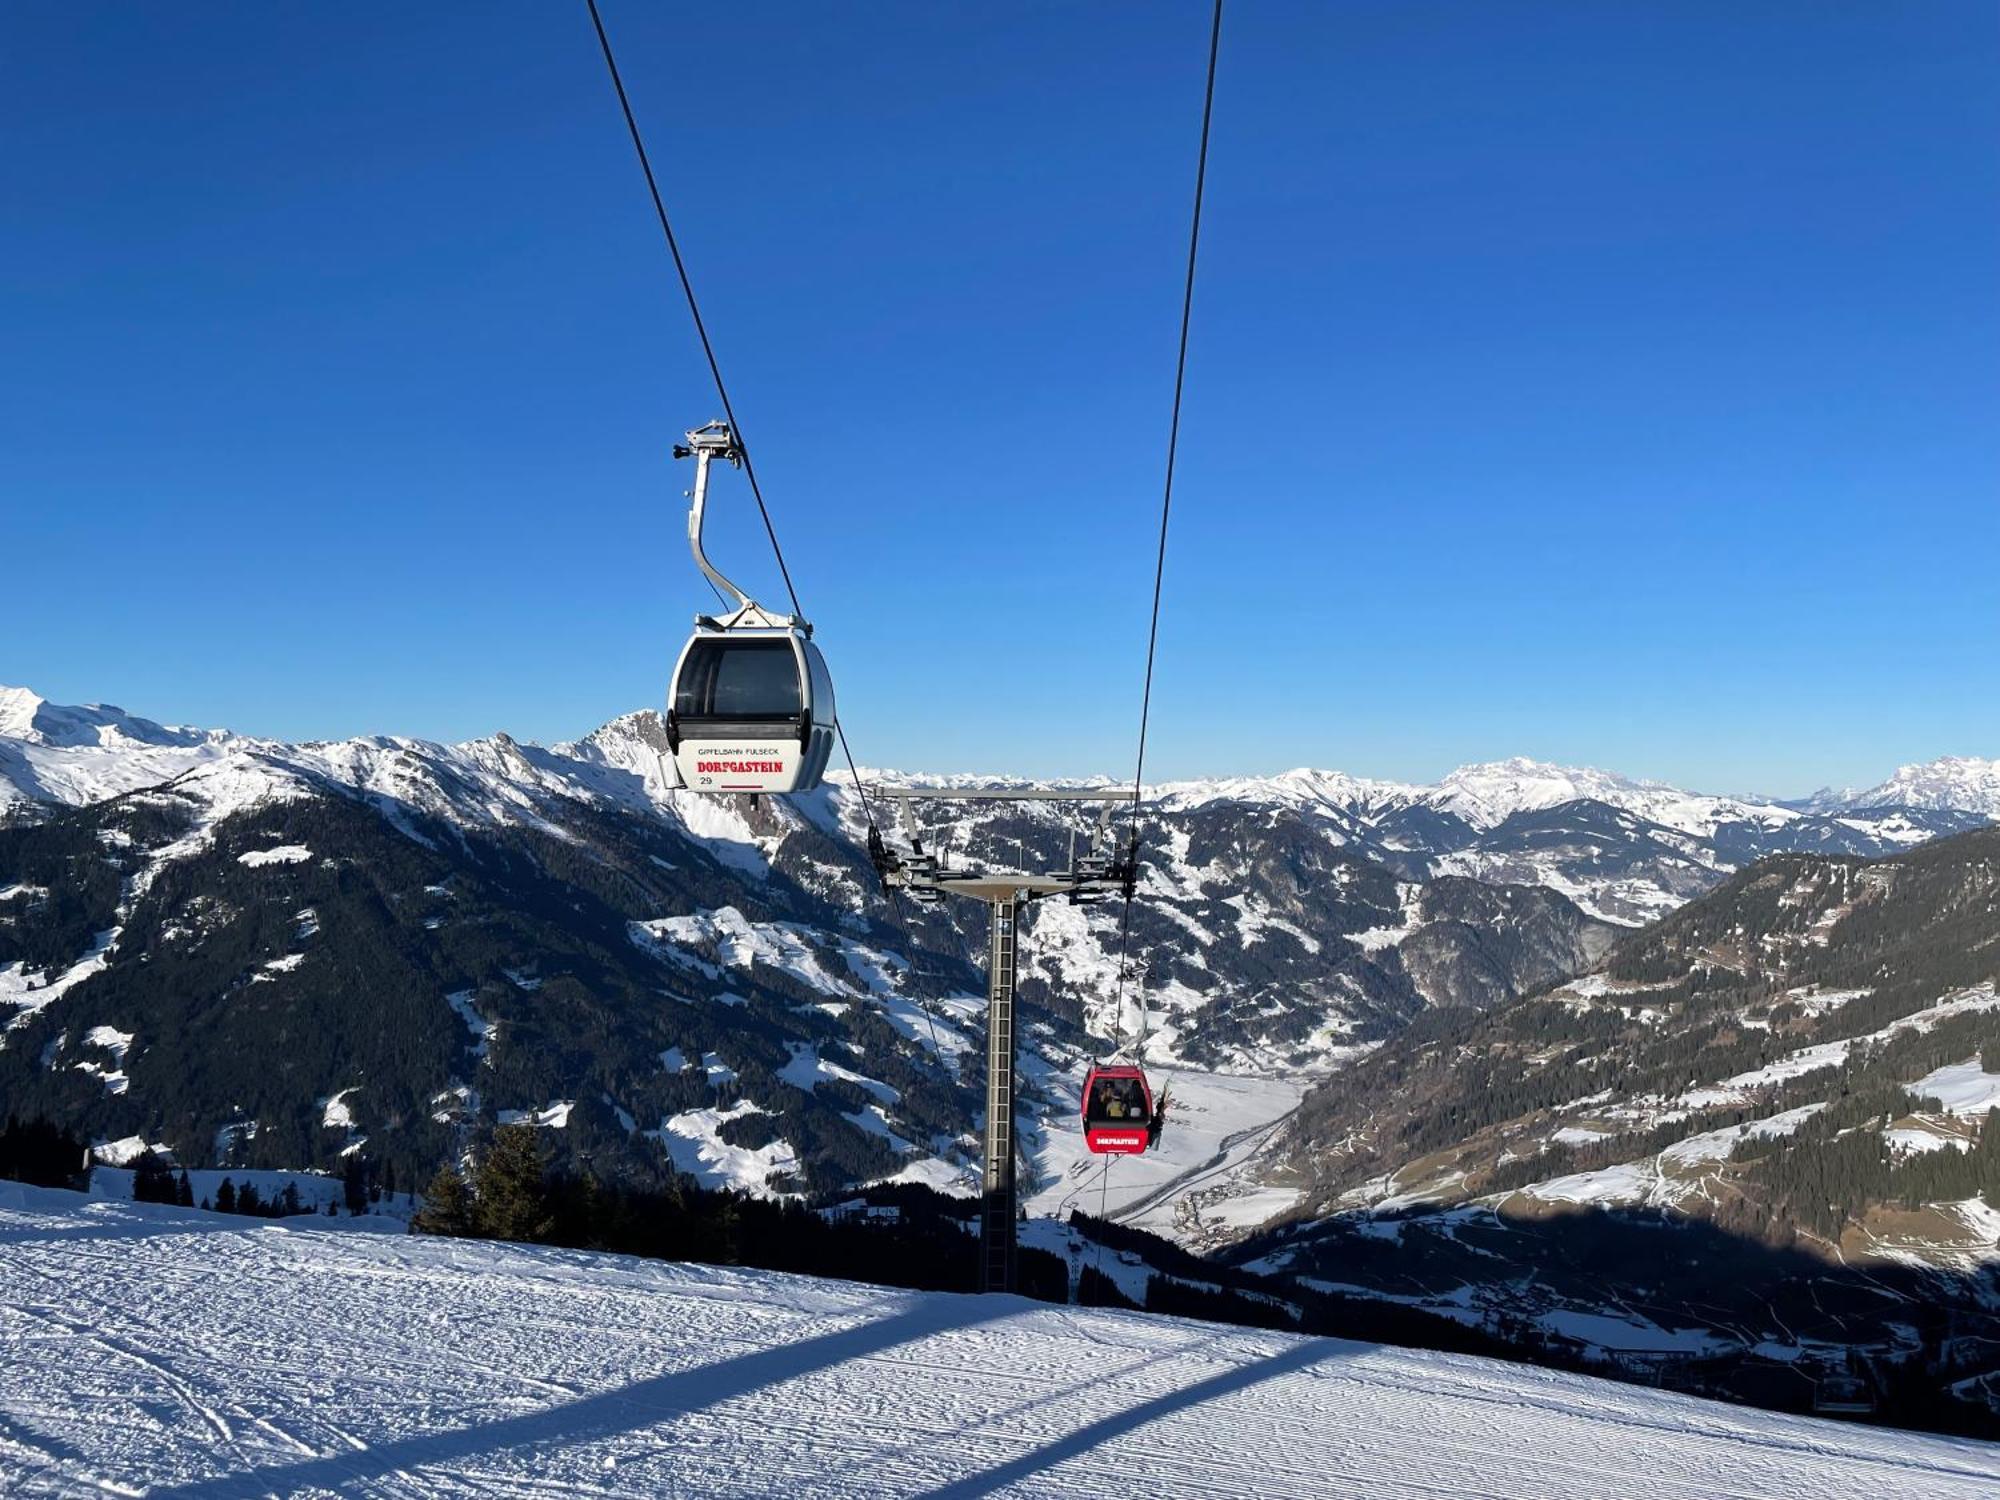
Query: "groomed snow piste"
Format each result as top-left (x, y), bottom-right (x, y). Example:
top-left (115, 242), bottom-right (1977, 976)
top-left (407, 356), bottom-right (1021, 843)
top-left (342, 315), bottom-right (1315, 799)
top-left (2, 1188), bottom-right (1996, 1498)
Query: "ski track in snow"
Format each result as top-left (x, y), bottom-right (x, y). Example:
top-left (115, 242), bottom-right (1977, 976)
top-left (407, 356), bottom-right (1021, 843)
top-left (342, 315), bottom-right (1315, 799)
top-left (2, 1188), bottom-right (1997, 1499)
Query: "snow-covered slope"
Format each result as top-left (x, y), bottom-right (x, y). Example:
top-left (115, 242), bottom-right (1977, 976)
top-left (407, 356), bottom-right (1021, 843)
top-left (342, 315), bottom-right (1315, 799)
top-left (0, 687), bottom-right (220, 750)
top-left (0, 688), bottom-right (238, 808)
top-left (1848, 756), bottom-right (2000, 819)
top-left (1, 1185), bottom-right (1993, 1499)
top-left (1101, 755), bottom-right (1986, 925)
top-left (1153, 758), bottom-right (1791, 839)
top-left (1430, 757), bottom-right (1791, 838)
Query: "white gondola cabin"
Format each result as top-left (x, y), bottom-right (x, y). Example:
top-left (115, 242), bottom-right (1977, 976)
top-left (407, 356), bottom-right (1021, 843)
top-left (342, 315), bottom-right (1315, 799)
top-left (666, 617), bottom-right (835, 794)
top-left (665, 421), bottom-right (836, 795)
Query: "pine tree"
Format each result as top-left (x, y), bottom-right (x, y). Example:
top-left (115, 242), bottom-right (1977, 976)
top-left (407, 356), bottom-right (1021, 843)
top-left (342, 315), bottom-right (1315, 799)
top-left (176, 1171), bottom-right (194, 1208)
top-left (412, 1164), bottom-right (474, 1237)
top-left (472, 1126), bottom-right (554, 1243)
top-left (236, 1182), bottom-right (263, 1215)
top-left (279, 1183), bottom-right (303, 1217)
top-left (342, 1155), bottom-right (369, 1216)
top-left (215, 1178), bottom-right (237, 1213)
top-left (132, 1151), bottom-right (176, 1205)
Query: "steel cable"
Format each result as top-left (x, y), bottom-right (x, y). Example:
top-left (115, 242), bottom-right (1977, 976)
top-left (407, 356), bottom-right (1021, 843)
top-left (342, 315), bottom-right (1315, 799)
top-left (584, 0), bottom-right (883, 844)
top-left (1109, 0), bottom-right (1223, 1047)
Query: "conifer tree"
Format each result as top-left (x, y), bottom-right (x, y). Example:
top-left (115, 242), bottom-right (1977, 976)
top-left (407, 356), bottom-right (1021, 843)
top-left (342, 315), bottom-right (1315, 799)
top-left (342, 1155), bottom-right (369, 1216)
top-left (215, 1178), bottom-right (237, 1214)
top-left (132, 1151), bottom-right (176, 1204)
top-left (472, 1126), bottom-right (554, 1243)
top-left (176, 1171), bottom-right (195, 1208)
top-left (413, 1164), bottom-right (474, 1237)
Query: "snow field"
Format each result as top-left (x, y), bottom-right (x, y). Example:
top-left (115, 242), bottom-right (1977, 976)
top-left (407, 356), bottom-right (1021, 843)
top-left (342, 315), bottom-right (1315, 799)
top-left (1912, 1059), bottom-right (2000, 1116)
top-left (236, 844), bottom-right (313, 867)
top-left (1, 1187), bottom-right (1997, 1498)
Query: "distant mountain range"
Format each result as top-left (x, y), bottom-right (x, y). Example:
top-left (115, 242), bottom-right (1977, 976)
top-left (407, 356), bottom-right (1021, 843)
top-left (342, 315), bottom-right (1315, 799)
top-left (0, 684), bottom-right (1994, 1219)
top-left (7, 685), bottom-right (1996, 926)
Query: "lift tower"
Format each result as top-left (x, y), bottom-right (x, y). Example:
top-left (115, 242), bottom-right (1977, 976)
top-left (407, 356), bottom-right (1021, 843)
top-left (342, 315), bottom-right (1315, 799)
top-left (871, 788), bottom-right (1135, 1294)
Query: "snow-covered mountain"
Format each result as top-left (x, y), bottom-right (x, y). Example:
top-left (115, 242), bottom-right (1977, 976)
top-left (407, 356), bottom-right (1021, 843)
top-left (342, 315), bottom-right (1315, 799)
top-left (1846, 756), bottom-right (2000, 819)
top-left (0, 686), bottom-right (216, 749)
top-left (5, 1184), bottom-right (1997, 1496)
top-left (1149, 754), bottom-right (1988, 925)
top-left (0, 688), bottom-right (235, 809)
top-left (0, 688), bottom-right (1614, 1232)
top-left (1163, 753), bottom-right (1939, 842)
top-left (4, 688), bottom-right (1991, 924)
top-left (1, 685), bottom-right (1993, 1236)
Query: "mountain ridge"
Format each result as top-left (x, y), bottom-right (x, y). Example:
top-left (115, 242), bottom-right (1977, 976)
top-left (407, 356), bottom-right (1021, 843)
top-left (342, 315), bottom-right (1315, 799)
top-left (1211, 822), bottom-right (2000, 1414)
top-left (9, 683), bottom-right (1996, 828)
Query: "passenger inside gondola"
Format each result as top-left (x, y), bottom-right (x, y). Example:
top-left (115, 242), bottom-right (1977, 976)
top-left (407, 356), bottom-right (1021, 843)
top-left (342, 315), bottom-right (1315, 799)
top-left (1087, 1076), bottom-right (1147, 1122)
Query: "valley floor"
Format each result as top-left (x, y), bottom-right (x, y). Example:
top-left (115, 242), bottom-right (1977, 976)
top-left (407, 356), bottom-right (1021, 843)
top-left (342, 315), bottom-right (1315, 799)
top-left (2, 1186), bottom-right (1997, 1499)
top-left (1024, 1067), bottom-right (1306, 1243)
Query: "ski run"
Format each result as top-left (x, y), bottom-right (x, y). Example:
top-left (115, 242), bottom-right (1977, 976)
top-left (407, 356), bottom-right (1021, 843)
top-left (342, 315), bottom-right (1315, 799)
top-left (2, 1186), bottom-right (1996, 1499)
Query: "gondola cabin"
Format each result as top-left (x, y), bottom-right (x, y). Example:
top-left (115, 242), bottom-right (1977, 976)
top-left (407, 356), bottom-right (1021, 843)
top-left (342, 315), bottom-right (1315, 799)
top-left (1081, 1064), bottom-right (1156, 1155)
top-left (666, 620), bottom-right (836, 795)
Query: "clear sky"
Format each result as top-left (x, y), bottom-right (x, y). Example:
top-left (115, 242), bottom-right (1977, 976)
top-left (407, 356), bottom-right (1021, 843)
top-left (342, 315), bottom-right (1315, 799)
top-left (5, 2), bottom-right (1996, 795)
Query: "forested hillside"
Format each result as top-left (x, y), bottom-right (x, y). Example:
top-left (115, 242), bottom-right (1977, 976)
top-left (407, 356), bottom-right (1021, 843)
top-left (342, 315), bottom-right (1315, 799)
top-left (1229, 828), bottom-right (2000, 1421)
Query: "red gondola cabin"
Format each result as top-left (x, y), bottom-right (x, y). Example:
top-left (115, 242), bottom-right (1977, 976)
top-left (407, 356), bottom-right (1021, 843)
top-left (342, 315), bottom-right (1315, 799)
top-left (1081, 1064), bottom-right (1158, 1155)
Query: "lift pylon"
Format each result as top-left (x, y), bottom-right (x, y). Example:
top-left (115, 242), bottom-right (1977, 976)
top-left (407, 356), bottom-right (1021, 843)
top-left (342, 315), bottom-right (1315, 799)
top-left (871, 787), bottom-right (1135, 1294)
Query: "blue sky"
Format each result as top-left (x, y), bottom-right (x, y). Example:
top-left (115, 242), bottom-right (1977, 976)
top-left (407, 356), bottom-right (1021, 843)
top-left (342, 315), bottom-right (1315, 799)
top-left (5, 3), bottom-right (1996, 794)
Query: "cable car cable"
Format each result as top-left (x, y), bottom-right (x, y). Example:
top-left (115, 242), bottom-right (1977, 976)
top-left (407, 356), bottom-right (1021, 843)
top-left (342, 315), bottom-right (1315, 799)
top-left (888, 886), bottom-right (951, 1062)
top-left (584, 0), bottom-right (884, 842)
top-left (583, 0), bottom-right (800, 618)
top-left (1109, 0), bottom-right (1223, 1040)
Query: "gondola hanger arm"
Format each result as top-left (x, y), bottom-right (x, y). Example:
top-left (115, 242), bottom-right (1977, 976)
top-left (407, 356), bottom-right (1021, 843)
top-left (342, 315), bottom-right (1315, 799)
top-left (675, 421), bottom-right (800, 626)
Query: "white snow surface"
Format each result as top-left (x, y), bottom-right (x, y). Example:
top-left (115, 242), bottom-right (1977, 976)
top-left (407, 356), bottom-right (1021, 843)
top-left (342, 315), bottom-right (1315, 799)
top-left (1886, 1125), bottom-right (1968, 1156)
top-left (1, 1185), bottom-right (1996, 1499)
top-left (443, 990), bottom-right (495, 1061)
top-left (1430, 758), bottom-right (1797, 837)
top-left (81, 1024), bottom-right (133, 1062)
top-left (647, 906), bottom-right (851, 996)
top-left (1539, 1311), bottom-right (1730, 1356)
top-left (496, 1100), bottom-right (574, 1129)
top-left (653, 1101), bottom-right (797, 1192)
top-left (778, 1043), bottom-right (898, 1104)
top-left (237, 843), bottom-right (312, 867)
top-left (1507, 1105), bottom-right (1826, 1210)
top-left (1912, 1059), bottom-right (2000, 1116)
top-left (0, 927), bottom-right (117, 1034)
